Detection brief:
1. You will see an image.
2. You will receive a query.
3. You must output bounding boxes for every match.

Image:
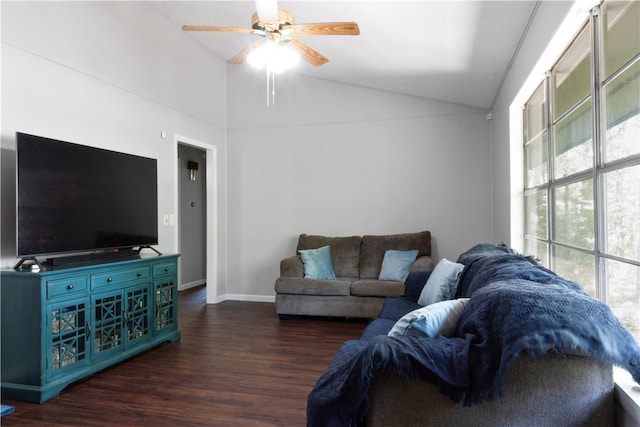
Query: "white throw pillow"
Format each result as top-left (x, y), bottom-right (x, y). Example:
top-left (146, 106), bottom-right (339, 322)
top-left (388, 298), bottom-right (470, 338)
top-left (418, 258), bottom-right (464, 306)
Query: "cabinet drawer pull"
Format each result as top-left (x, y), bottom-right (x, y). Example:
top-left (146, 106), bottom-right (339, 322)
top-left (67, 284), bottom-right (74, 290)
top-left (107, 277), bottom-right (113, 283)
top-left (164, 267), bottom-right (169, 272)
top-left (137, 272), bottom-right (142, 277)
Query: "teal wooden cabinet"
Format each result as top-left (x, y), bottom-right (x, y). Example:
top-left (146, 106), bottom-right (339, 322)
top-left (1, 254), bottom-right (180, 403)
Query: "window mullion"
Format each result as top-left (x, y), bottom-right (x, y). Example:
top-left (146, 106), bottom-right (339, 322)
top-left (544, 71), bottom-right (553, 266)
top-left (591, 5), bottom-right (606, 303)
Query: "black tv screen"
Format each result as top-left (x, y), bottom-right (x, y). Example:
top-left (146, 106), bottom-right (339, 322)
top-left (16, 132), bottom-right (158, 258)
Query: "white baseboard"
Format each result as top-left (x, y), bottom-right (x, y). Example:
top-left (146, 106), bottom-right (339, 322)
top-left (177, 284), bottom-right (275, 304)
top-left (178, 279), bottom-right (206, 291)
top-left (209, 295), bottom-right (226, 304)
top-left (211, 294), bottom-right (275, 304)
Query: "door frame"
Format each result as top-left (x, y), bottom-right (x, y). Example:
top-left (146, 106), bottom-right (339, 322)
top-left (174, 134), bottom-right (219, 304)
top-left (177, 144), bottom-right (207, 291)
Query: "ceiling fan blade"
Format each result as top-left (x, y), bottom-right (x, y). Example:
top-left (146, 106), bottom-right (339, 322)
top-left (255, 0), bottom-right (279, 26)
top-left (288, 22), bottom-right (360, 36)
top-left (182, 25), bottom-right (257, 34)
top-left (229, 39), bottom-right (265, 64)
top-left (289, 38), bottom-right (329, 66)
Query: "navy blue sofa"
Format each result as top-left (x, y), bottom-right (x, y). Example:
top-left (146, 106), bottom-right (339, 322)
top-left (306, 244), bottom-right (640, 427)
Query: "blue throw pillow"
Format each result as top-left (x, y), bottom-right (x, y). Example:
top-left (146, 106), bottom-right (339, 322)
top-left (299, 245), bottom-right (336, 280)
top-left (378, 249), bottom-right (419, 282)
top-left (404, 271), bottom-right (432, 302)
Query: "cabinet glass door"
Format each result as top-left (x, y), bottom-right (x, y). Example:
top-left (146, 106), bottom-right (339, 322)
top-left (93, 290), bottom-right (124, 358)
top-left (126, 284), bottom-right (150, 345)
top-left (48, 298), bottom-right (89, 377)
top-left (154, 280), bottom-right (176, 333)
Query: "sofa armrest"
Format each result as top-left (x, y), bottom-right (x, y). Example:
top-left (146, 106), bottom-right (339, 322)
top-left (410, 256), bottom-right (435, 272)
top-left (365, 354), bottom-right (613, 426)
top-left (280, 255), bottom-right (304, 277)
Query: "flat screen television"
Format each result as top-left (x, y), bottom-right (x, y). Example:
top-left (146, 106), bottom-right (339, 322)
top-left (16, 132), bottom-right (158, 265)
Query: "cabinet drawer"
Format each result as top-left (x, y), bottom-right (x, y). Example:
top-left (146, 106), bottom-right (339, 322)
top-left (153, 262), bottom-right (176, 277)
top-left (47, 277), bottom-right (88, 299)
top-left (91, 267), bottom-right (151, 288)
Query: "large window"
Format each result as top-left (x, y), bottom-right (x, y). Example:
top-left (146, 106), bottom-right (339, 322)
top-left (523, 1), bottom-right (640, 339)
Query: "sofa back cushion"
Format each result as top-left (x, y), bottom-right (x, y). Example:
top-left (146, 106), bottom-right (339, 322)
top-left (297, 234), bottom-right (361, 278)
top-left (404, 270), bottom-right (432, 302)
top-left (359, 231), bottom-right (431, 279)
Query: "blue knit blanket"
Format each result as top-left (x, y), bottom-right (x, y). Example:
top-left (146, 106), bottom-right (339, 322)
top-left (307, 247), bottom-right (640, 427)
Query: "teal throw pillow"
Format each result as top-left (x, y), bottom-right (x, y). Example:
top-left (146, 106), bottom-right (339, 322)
top-left (418, 258), bottom-right (464, 306)
top-left (299, 245), bottom-right (336, 280)
top-left (378, 249), bottom-right (419, 282)
top-left (388, 298), bottom-right (470, 338)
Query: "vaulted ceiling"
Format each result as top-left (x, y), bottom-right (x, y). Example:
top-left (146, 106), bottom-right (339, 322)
top-left (150, 1), bottom-right (540, 109)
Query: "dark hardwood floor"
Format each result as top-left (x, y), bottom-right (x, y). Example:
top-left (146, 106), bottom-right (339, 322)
top-left (1, 286), bottom-right (367, 426)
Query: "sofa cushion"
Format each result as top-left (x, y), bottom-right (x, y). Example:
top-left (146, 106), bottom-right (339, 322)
top-left (274, 277), bottom-right (352, 296)
top-left (376, 296), bottom-right (421, 321)
top-left (297, 234), bottom-right (361, 278)
top-left (299, 245), bottom-right (336, 279)
top-left (404, 271), bottom-right (432, 302)
top-left (360, 231), bottom-right (431, 279)
top-left (410, 256), bottom-right (436, 272)
top-left (388, 298), bottom-right (470, 338)
top-left (418, 258), bottom-right (464, 306)
top-left (378, 250), bottom-right (418, 282)
top-left (361, 318), bottom-right (397, 340)
top-left (350, 280), bottom-right (405, 297)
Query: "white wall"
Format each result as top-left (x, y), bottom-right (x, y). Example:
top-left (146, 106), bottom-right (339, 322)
top-left (0, 1), bottom-right (228, 294)
top-left (1, 1), bottom-right (226, 128)
top-left (489, 0), bottom-right (580, 247)
top-left (226, 68), bottom-right (493, 299)
top-left (1, 1), bottom-right (495, 303)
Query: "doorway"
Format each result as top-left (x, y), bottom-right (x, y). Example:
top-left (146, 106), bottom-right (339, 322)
top-left (177, 144), bottom-right (206, 290)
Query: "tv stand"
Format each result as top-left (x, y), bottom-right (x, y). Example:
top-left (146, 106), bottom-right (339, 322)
top-left (1, 254), bottom-right (180, 403)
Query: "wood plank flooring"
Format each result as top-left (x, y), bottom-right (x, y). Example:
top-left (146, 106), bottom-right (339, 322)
top-left (1, 286), bottom-right (367, 426)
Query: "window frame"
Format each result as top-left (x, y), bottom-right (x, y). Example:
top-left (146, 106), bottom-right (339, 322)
top-left (522, 1), bottom-right (640, 334)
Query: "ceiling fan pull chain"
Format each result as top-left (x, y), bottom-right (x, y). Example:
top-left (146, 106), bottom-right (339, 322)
top-left (265, 67), bottom-right (276, 107)
top-left (272, 68), bottom-right (276, 106)
top-left (266, 68), bottom-right (270, 106)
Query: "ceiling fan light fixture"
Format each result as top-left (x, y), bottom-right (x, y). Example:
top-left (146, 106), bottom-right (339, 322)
top-left (247, 41), bottom-right (300, 73)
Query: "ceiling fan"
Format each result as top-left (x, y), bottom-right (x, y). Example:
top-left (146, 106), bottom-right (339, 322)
top-left (181, 0), bottom-right (360, 67)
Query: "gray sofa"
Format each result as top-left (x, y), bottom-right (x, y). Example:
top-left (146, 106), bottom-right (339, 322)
top-left (274, 231), bottom-right (435, 319)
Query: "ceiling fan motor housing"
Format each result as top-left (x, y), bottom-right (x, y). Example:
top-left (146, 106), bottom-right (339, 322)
top-left (251, 10), bottom-right (294, 31)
